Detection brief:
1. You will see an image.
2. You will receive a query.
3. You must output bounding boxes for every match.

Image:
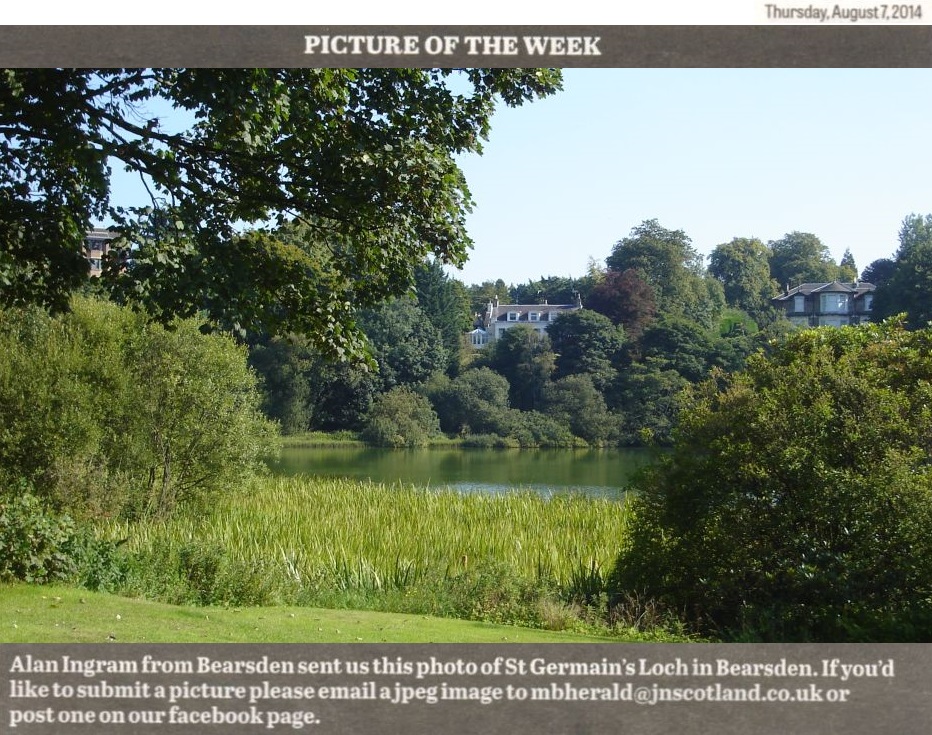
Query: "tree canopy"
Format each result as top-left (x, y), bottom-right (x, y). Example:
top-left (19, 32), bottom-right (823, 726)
top-left (486, 324), bottom-right (555, 412)
top-left (860, 257), bottom-right (896, 288)
top-left (585, 268), bottom-right (657, 339)
top-left (0, 68), bottom-right (562, 359)
top-left (872, 214), bottom-right (932, 328)
top-left (0, 297), bottom-right (276, 520)
top-left (546, 309), bottom-right (625, 390)
top-left (606, 219), bottom-right (724, 328)
top-left (611, 318), bottom-right (932, 640)
top-left (768, 231), bottom-right (840, 288)
top-left (838, 247), bottom-right (858, 281)
top-left (708, 237), bottom-right (776, 318)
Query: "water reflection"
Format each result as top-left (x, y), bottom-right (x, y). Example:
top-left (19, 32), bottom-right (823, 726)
top-left (269, 446), bottom-right (654, 498)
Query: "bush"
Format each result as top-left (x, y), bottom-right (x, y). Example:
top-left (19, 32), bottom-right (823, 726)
top-left (429, 367), bottom-right (511, 436)
top-left (361, 387), bottom-right (441, 447)
top-left (503, 410), bottom-right (577, 448)
top-left (0, 484), bottom-right (131, 589)
top-left (0, 298), bottom-right (278, 520)
top-left (0, 491), bottom-right (79, 583)
top-left (610, 320), bottom-right (932, 641)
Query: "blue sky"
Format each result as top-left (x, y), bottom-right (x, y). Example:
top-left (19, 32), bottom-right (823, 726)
top-left (453, 68), bottom-right (932, 286)
top-left (104, 68), bottom-right (932, 287)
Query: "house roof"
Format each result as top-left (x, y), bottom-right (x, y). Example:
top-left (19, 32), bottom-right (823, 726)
top-left (772, 280), bottom-right (876, 302)
top-left (489, 303), bottom-right (580, 323)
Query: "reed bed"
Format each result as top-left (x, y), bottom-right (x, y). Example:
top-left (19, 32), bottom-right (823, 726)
top-left (104, 475), bottom-right (630, 595)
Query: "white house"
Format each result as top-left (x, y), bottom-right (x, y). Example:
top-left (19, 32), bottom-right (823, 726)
top-left (468, 295), bottom-right (583, 348)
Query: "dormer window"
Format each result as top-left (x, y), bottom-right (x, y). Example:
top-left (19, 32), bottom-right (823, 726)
top-left (507, 311), bottom-right (518, 322)
top-left (529, 312), bottom-right (540, 322)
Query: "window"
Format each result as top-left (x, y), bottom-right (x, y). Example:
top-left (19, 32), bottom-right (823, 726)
top-left (864, 294), bottom-right (873, 311)
top-left (507, 311), bottom-right (518, 321)
top-left (819, 293), bottom-right (849, 314)
top-left (793, 295), bottom-right (805, 313)
top-left (529, 312), bottom-right (540, 322)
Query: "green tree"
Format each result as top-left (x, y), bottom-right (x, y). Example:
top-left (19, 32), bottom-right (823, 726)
top-left (606, 219), bottom-right (724, 327)
top-left (838, 247), bottom-right (858, 282)
top-left (872, 214), bottom-right (932, 328)
top-left (429, 367), bottom-right (511, 437)
top-left (511, 276), bottom-right (586, 306)
top-left (305, 356), bottom-right (380, 431)
top-left (467, 279), bottom-right (513, 316)
top-left (413, 259), bottom-right (473, 374)
top-left (611, 319), bottom-right (932, 641)
top-left (546, 309), bottom-right (625, 391)
top-left (248, 337), bottom-right (314, 435)
top-left (610, 358), bottom-right (688, 446)
top-left (860, 257), bottom-right (896, 288)
top-left (708, 237), bottom-right (777, 318)
top-left (634, 316), bottom-right (720, 382)
top-left (542, 375), bottom-right (617, 445)
top-left (126, 317), bottom-right (278, 518)
top-left (501, 410), bottom-right (575, 448)
top-left (768, 231), bottom-right (840, 288)
top-left (0, 68), bottom-right (561, 358)
top-left (486, 325), bottom-right (555, 412)
top-left (360, 297), bottom-right (448, 390)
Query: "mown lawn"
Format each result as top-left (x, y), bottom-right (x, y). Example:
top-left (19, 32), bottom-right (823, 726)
top-left (0, 584), bottom-right (622, 644)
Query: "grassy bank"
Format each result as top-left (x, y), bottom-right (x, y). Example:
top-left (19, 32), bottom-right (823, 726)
top-left (91, 476), bottom-right (684, 640)
top-left (1, 584), bottom-right (623, 643)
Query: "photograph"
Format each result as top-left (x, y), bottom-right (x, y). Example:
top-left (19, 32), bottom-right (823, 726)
top-left (2, 25), bottom-right (932, 734)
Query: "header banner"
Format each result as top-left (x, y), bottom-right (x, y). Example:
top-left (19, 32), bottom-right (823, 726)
top-left (1, 25), bottom-right (932, 66)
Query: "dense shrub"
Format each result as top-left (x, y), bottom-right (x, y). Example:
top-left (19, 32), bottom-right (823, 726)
top-left (503, 409), bottom-right (577, 448)
top-left (429, 367), bottom-right (512, 436)
top-left (362, 387), bottom-right (441, 447)
top-left (610, 320), bottom-right (932, 641)
top-left (0, 491), bottom-right (80, 583)
top-left (0, 297), bottom-right (278, 520)
top-left (0, 489), bottom-right (126, 588)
